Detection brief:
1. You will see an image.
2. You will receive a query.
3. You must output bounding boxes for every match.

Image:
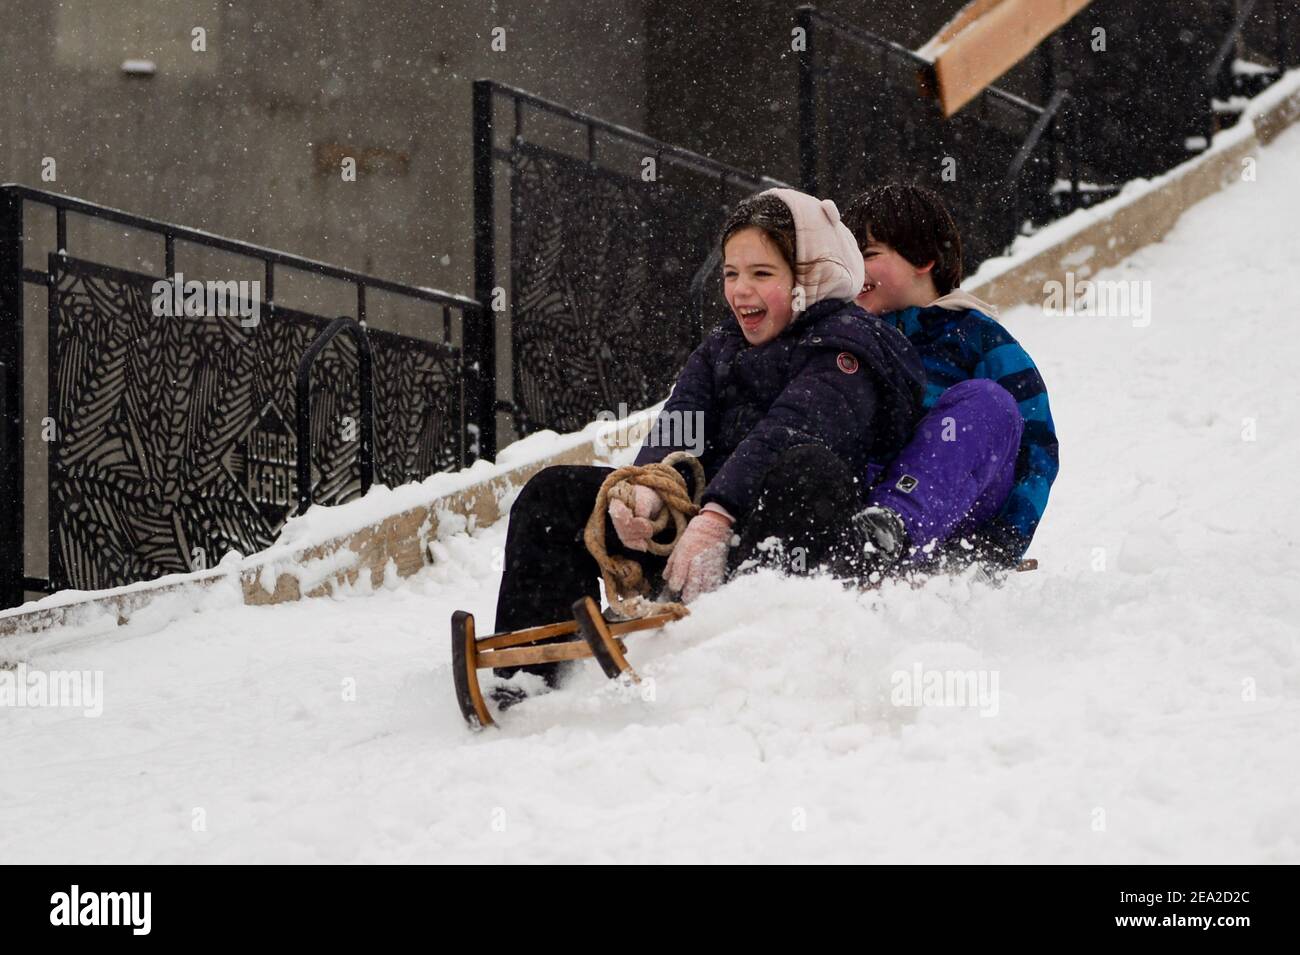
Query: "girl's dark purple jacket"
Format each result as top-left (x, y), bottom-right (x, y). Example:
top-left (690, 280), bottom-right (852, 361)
top-left (634, 297), bottom-right (926, 519)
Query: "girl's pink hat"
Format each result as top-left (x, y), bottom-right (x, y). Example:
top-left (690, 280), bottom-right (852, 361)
top-left (762, 187), bottom-right (865, 307)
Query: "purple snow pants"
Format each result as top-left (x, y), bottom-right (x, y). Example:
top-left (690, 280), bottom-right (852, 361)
top-left (866, 378), bottom-right (1023, 563)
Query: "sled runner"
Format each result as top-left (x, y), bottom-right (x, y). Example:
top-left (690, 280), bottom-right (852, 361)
top-left (451, 598), bottom-right (681, 728)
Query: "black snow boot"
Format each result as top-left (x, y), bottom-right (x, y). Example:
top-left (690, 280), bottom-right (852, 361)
top-left (838, 505), bottom-right (909, 585)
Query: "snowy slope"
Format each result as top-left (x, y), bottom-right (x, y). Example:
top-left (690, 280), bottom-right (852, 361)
top-left (3, 127), bottom-right (1299, 864)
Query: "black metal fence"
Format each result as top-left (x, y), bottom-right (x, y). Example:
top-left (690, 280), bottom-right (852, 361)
top-left (796, 1), bottom-right (1298, 271)
top-left (1061, 0), bottom-right (1298, 183)
top-left (472, 80), bottom-right (787, 459)
top-left (796, 5), bottom-right (1076, 273)
top-left (0, 184), bottom-right (483, 607)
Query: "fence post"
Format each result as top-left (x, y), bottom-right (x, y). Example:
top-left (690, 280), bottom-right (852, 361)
top-left (0, 189), bottom-right (23, 609)
top-left (796, 6), bottom-right (819, 194)
top-left (1044, 33), bottom-right (1063, 201)
top-left (470, 79), bottom-right (499, 462)
top-left (1279, 1), bottom-right (1294, 68)
top-left (1069, 95), bottom-right (1082, 211)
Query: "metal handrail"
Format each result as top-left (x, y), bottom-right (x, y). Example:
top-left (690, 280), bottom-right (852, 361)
top-left (0, 184), bottom-right (480, 313)
top-left (799, 6), bottom-right (1044, 122)
top-left (1000, 89), bottom-right (1071, 242)
top-left (1005, 89), bottom-right (1069, 187)
top-left (983, 85), bottom-right (1047, 122)
top-left (797, 5), bottom-right (929, 73)
top-left (2, 184), bottom-right (478, 604)
top-left (796, 3), bottom-right (1073, 248)
top-left (1207, 0), bottom-right (1260, 86)
top-left (477, 81), bottom-right (788, 190)
top-left (1204, 0), bottom-right (1261, 143)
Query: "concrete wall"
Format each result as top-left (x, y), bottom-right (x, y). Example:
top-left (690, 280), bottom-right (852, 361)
top-left (5, 0), bottom-right (1286, 292)
top-left (0, 0), bottom-right (648, 300)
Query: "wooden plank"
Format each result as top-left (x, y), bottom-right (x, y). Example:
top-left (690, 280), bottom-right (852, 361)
top-left (476, 618), bottom-right (580, 650)
top-left (922, 0), bottom-right (1093, 117)
top-left (474, 608), bottom-right (680, 651)
top-left (477, 638), bottom-right (619, 669)
top-left (920, 0), bottom-right (1006, 54)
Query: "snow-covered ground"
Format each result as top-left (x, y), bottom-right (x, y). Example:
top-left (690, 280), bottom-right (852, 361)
top-left (3, 126), bottom-right (1299, 865)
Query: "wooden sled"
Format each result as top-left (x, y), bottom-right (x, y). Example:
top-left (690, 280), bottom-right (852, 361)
top-left (453, 562), bottom-right (1039, 727)
top-left (451, 597), bottom-right (674, 729)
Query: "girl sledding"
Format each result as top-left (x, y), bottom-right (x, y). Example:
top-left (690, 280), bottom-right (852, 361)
top-left (451, 183), bottom-right (1058, 726)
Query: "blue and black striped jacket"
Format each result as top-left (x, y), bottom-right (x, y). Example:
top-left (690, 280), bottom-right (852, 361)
top-left (877, 297), bottom-right (1059, 562)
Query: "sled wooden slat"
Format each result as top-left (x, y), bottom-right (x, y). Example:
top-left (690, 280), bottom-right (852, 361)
top-left (475, 609), bottom-right (678, 652)
top-left (477, 638), bottom-right (625, 669)
top-left (476, 619), bottom-right (581, 651)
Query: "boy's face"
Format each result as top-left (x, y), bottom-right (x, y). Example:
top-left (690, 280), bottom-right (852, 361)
top-left (855, 236), bottom-right (937, 314)
top-left (723, 227), bottom-right (796, 346)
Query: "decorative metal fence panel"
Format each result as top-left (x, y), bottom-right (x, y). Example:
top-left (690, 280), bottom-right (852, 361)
top-left (474, 80), bottom-right (787, 453)
top-left (369, 325), bottom-right (464, 491)
top-left (1, 184), bottom-right (481, 608)
top-left (508, 141), bottom-right (740, 436)
top-left (45, 254), bottom-right (462, 593)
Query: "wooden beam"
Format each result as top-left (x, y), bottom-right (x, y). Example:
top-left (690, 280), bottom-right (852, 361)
top-left (473, 608), bottom-right (680, 652)
top-left (476, 639), bottom-right (613, 670)
top-left (921, 0), bottom-right (1007, 53)
top-left (920, 0), bottom-right (1094, 117)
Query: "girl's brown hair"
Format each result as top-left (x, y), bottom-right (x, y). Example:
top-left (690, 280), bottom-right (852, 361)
top-left (722, 192), bottom-right (832, 283)
top-left (719, 193), bottom-right (800, 277)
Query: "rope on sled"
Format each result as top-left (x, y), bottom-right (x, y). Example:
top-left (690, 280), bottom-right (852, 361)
top-left (583, 451), bottom-right (706, 620)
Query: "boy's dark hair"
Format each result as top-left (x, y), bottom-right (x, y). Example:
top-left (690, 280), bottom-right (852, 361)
top-left (841, 184), bottom-right (963, 295)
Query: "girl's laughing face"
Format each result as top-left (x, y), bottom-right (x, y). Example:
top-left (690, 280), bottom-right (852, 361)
top-left (723, 227), bottom-right (796, 346)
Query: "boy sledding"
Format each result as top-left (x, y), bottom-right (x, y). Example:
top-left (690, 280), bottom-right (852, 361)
top-left (841, 183), bottom-right (1059, 573)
